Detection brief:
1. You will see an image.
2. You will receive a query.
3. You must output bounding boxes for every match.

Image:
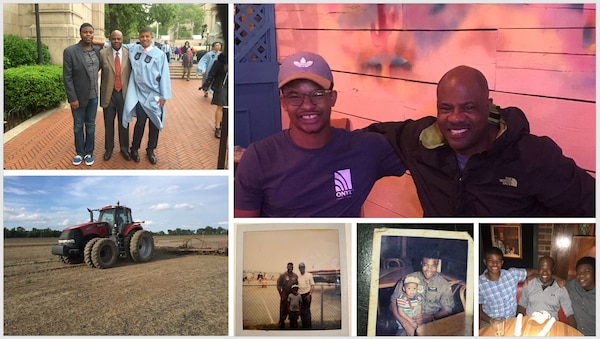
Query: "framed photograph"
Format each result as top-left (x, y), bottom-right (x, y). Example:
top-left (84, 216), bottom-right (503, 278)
top-left (234, 223), bottom-right (350, 336)
top-left (367, 227), bottom-right (474, 336)
top-left (490, 224), bottom-right (522, 259)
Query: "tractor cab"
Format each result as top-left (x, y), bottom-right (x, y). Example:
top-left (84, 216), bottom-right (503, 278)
top-left (96, 202), bottom-right (134, 237)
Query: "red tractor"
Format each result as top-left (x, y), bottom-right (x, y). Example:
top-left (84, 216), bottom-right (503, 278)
top-left (51, 201), bottom-right (154, 269)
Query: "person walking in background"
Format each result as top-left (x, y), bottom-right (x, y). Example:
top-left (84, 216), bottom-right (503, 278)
top-left (161, 40), bottom-right (172, 63)
top-left (121, 27), bottom-right (172, 165)
top-left (201, 53), bottom-right (227, 138)
top-left (99, 30), bottom-right (132, 161)
top-left (197, 41), bottom-right (222, 98)
top-left (63, 23), bottom-right (101, 166)
top-left (174, 46), bottom-right (180, 61)
top-left (297, 262), bottom-right (315, 328)
top-left (277, 262), bottom-right (299, 329)
top-left (195, 48), bottom-right (208, 77)
top-left (181, 41), bottom-right (192, 54)
top-left (181, 48), bottom-right (194, 81)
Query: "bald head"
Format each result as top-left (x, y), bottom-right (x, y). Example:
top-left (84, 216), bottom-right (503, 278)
top-left (110, 30), bottom-right (123, 50)
top-left (435, 65), bottom-right (495, 158)
top-left (437, 65), bottom-right (489, 100)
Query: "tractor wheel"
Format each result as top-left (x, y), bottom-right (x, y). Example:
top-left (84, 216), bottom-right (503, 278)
top-left (91, 238), bottom-right (118, 269)
top-left (124, 231), bottom-right (136, 261)
top-left (84, 238), bottom-right (101, 268)
top-left (60, 254), bottom-right (83, 265)
top-left (130, 230), bottom-right (154, 263)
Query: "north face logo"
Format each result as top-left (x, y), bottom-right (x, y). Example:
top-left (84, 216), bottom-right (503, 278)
top-left (499, 176), bottom-right (518, 187)
top-left (334, 169), bottom-right (353, 199)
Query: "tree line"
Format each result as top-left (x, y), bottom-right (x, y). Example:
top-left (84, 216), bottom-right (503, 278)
top-left (105, 4), bottom-right (207, 42)
top-left (4, 226), bottom-right (228, 238)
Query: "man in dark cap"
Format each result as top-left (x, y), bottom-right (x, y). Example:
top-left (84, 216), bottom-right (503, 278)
top-left (297, 262), bottom-right (315, 328)
top-left (234, 51), bottom-right (405, 217)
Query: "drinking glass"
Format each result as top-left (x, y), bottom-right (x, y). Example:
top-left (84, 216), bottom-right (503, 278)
top-left (490, 317), bottom-right (505, 336)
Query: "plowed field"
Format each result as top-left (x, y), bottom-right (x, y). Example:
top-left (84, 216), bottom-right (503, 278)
top-left (4, 236), bottom-right (228, 336)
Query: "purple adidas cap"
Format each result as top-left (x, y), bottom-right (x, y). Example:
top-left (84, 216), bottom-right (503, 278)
top-left (278, 51), bottom-right (333, 89)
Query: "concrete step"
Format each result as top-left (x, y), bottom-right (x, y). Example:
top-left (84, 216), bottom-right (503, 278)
top-left (168, 62), bottom-right (203, 79)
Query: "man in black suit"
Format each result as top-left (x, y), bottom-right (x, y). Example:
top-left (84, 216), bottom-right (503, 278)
top-left (63, 23), bottom-right (102, 166)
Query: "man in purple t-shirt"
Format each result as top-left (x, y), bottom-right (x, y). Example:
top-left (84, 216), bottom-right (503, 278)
top-left (234, 51), bottom-right (405, 217)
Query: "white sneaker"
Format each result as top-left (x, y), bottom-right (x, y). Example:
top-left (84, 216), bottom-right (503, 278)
top-left (72, 155), bottom-right (83, 165)
top-left (84, 154), bottom-right (94, 166)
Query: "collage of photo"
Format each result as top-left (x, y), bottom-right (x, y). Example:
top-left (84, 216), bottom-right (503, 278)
top-left (3, 3), bottom-right (597, 338)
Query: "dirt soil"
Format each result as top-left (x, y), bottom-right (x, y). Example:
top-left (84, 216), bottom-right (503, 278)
top-left (4, 235), bottom-right (228, 336)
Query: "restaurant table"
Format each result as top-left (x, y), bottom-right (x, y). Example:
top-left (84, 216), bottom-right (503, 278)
top-left (479, 315), bottom-right (584, 336)
top-left (416, 311), bottom-right (472, 336)
top-left (378, 266), bottom-right (411, 289)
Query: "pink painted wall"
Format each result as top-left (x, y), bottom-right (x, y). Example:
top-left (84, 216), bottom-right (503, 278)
top-left (274, 4), bottom-right (596, 217)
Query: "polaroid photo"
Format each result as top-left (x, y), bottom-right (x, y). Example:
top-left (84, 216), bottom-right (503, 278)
top-left (367, 227), bottom-right (474, 336)
top-left (235, 223), bottom-right (350, 336)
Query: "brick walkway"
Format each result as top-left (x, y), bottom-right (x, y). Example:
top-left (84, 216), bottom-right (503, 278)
top-left (3, 77), bottom-right (227, 170)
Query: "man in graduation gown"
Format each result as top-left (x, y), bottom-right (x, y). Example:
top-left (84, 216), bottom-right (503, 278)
top-left (122, 27), bottom-right (172, 164)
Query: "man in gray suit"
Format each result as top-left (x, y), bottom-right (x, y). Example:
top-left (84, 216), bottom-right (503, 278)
top-left (99, 30), bottom-right (131, 161)
top-left (63, 23), bottom-right (102, 166)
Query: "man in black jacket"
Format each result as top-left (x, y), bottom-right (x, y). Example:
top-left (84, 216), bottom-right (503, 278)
top-left (63, 23), bottom-right (102, 166)
top-left (366, 65), bottom-right (595, 217)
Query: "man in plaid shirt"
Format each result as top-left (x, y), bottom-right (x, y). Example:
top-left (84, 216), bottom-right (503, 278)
top-left (479, 247), bottom-right (538, 327)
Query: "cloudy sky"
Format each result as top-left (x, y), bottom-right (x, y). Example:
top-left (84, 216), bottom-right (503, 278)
top-left (242, 228), bottom-right (342, 273)
top-left (3, 175), bottom-right (229, 232)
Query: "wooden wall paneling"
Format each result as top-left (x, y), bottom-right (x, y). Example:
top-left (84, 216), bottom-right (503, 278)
top-left (497, 28), bottom-right (595, 55)
top-left (550, 224), bottom-right (576, 279)
top-left (331, 72), bottom-right (437, 126)
top-left (490, 92), bottom-right (595, 172)
top-left (495, 53), bottom-right (595, 101)
top-left (403, 4), bottom-right (595, 30)
top-left (276, 28), bottom-right (498, 86)
top-left (276, 4), bottom-right (595, 31)
top-left (496, 66), bottom-right (594, 103)
top-left (275, 4), bottom-right (384, 30)
top-left (568, 236), bottom-right (596, 279)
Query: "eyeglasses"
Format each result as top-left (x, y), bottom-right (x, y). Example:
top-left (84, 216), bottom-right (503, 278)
top-left (282, 89), bottom-right (332, 106)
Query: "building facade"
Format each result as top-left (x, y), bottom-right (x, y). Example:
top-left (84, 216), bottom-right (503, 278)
top-left (4, 3), bottom-right (105, 65)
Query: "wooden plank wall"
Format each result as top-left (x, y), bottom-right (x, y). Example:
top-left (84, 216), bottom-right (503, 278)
top-left (274, 4), bottom-right (596, 217)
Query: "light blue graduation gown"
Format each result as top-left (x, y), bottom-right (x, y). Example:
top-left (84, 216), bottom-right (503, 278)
top-left (197, 50), bottom-right (220, 73)
top-left (122, 44), bottom-right (172, 130)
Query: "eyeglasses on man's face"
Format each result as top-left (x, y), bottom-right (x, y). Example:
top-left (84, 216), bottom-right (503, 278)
top-left (282, 89), bottom-right (332, 106)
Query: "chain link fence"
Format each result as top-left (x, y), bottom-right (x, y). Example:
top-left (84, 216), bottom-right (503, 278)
top-left (243, 280), bottom-right (341, 330)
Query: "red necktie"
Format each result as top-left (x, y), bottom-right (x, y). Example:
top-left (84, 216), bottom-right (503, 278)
top-left (114, 51), bottom-right (122, 92)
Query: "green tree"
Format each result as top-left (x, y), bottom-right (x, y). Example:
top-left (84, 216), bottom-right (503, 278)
top-left (172, 4), bottom-right (205, 39)
top-left (148, 4), bottom-right (178, 36)
top-left (104, 4), bottom-right (147, 41)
